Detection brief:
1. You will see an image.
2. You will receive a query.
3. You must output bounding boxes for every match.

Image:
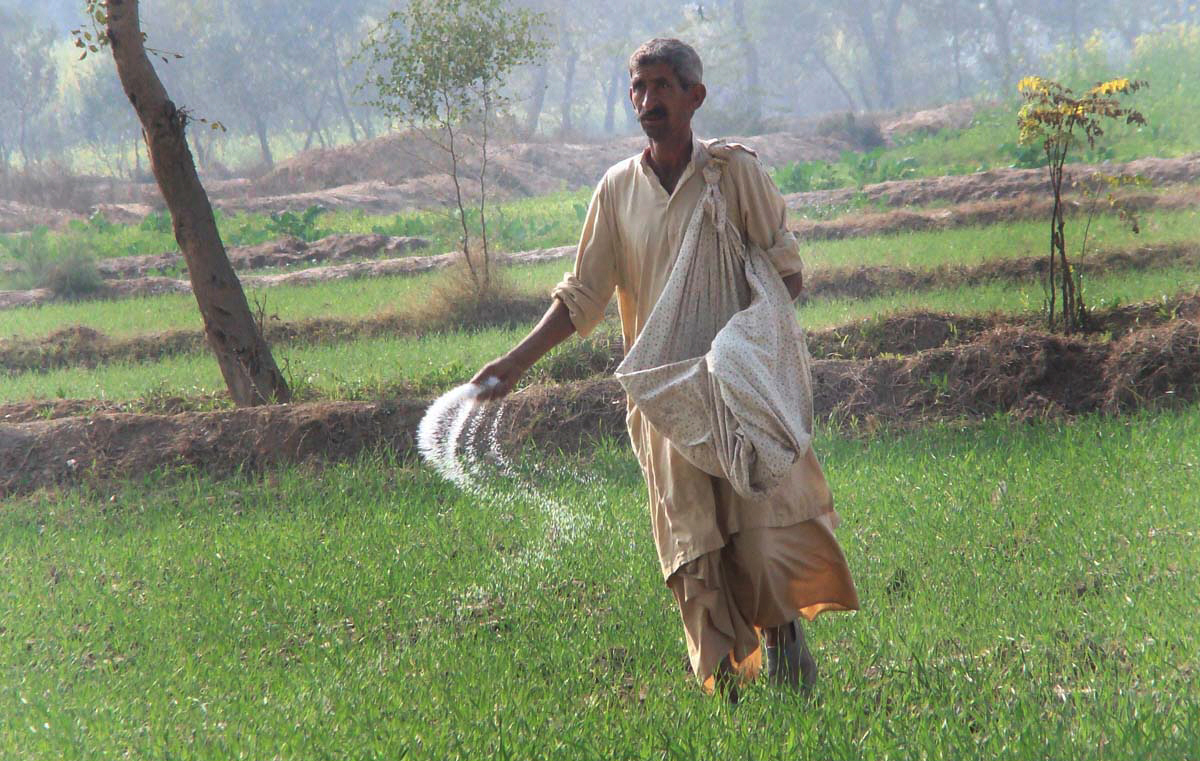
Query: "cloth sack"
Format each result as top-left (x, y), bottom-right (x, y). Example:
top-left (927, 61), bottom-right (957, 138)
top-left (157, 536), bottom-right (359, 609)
top-left (615, 148), bottom-right (815, 498)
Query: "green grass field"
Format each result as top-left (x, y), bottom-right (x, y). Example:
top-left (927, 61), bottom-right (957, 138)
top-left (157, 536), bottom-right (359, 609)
top-left (0, 191), bottom-right (590, 290)
top-left (2, 409), bottom-right (1197, 759)
top-left (0, 260), bottom-right (568, 343)
top-left (5, 263), bottom-right (1197, 405)
top-left (805, 208), bottom-right (1200, 271)
top-left (3, 205), bottom-right (1196, 345)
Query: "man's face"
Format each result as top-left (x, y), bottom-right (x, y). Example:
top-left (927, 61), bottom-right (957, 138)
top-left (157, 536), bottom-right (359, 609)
top-left (629, 62), bottom-right (706, 141)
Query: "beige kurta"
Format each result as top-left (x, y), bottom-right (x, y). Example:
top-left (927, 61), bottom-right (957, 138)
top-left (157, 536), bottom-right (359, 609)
top-left (552, 138), bottom-right (839, 580)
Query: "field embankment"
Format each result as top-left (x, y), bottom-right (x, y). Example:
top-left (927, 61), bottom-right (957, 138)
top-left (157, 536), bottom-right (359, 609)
top-left (3, 232), bottom-right (1193, 313)
top-left (785, 153), bottom-right (1200, 210)
top-left (3, 315), bottom-right (1196, 497)
top-left (792, 186), bottom-right (1200, 240)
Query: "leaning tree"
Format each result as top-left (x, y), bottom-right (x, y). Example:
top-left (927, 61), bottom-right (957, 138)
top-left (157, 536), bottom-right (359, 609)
top-left (77, 0), bottom-right (290, 405)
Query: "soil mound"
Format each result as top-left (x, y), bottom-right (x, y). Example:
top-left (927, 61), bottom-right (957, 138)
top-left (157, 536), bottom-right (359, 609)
top-left (880, 101), bottom-right (979, 141)
top-left (95, 233), bottom-right (430, 279)
top-left (4, 318), bottom-right (1198, 497)
top-left (249, 130), bottom-right (849, 199)
top-left (1103, 319), bottom-right (1200, 412)
top-left (0, 200), bottom-right (75, 233)
top-left (0, 400), bottom-right (425, 497)
top-left (786, 154), bottom-right (1200, 211)
top-left (793, 187), bottom-right (1200, 241)
top-left (0, 245), bottom-right (574, 311)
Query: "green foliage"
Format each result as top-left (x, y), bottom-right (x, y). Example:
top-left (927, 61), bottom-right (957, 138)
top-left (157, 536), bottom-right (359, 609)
top-left (0, 7), bottom-right (59, 169)
top-left (1, 226), bottom-right (103, 297)
top-left (2, 409), bottom-right (1199, 757)
top-left (138, 210), bottom-right (172, 235)
top-left (1017, 77), bottom-right (1147, 156)
top-left (265, 206), bottom-right (330, 242)
top-left (369, 213), bottom-right (435, 238)
top-left (362, 0), bottom-right (546, 129)
top-left (773, 149), bottom-right (919, 194)
top-left (1031, 24), bottom-right (1200, 160)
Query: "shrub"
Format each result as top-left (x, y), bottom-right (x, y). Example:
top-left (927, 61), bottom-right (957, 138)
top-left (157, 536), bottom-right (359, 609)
top-left (418, 257), bottom-right (525, 330)
top-left (816, 112), bottom-right (886, 150)
top-left (773, 148), bottom-right (918, 194)
top-left (139, 210), bottom-right (172, 234)
top-left (42, 249), bottom-right (104, 298)
top-left (2, 227), bottom-right (103, 297)
top-left (265, 205), bottom-right (329, 242)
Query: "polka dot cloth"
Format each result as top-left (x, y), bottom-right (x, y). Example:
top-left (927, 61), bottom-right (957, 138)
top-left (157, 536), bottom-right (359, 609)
top-left (615, 155), bottom-right (815, 498)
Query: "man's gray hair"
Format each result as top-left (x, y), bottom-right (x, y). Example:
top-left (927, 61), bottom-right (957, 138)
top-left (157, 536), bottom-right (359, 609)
top-left (628, 38), bottom-right (703, 88)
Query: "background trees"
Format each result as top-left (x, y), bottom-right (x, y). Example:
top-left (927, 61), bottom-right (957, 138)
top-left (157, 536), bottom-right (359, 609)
top-left (0, 0), bottom-right (1194, 178)
top-left (0, 8), bottom-right (60, 171)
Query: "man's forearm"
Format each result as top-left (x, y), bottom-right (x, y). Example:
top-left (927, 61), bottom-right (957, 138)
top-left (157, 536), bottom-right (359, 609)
top-left (508, 298), bottom-right (577, 369)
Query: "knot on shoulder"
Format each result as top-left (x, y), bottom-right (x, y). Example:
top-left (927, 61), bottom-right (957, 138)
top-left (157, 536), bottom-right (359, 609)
top-left (703, 138), bottom-right (759, 163)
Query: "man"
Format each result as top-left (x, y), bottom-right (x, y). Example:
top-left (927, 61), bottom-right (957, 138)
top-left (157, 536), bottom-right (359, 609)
top-left (472, 38), bottom-right (858, 700)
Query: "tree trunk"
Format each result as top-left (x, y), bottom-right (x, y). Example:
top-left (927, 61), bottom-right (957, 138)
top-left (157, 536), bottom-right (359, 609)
top-left (985, 0), bottom-right (1016, 90)
top-left (329, 35), bottom-right (360, 142)
top-left (252, 113), bottom-right (274, 169)
top-left (559, 42), bottom-right (579, 135)
top-left (847, 0), bottom-right (901, 109)
top-left (812, 51), bottom-right (859, 112)
top-left (733, 0), bottom-right (762, 128)
top-left (106, 0), bottom-right (290, 406)
top-left (524, 61), bottom-right (548, 137)
top-left (603, 63), bottom-right (621, 134)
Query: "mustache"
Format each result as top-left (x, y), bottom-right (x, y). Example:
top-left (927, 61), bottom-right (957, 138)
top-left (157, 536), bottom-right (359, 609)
top-left (639, 108), bottom-right (667, 121)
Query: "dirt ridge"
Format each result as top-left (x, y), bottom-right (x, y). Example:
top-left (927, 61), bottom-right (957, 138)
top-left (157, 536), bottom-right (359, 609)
top-left (793, 187), bottom-right (1200, 242)
top-left (4, 253), bottom-right (1197, 375)
top-left (3, 317), bottom-right (1197, 498)
top-left (785, 153), bottom-right (1200, 210)
top-left (0, 245), bottom-right (575, 312)
top-left (802, 242), bottom-right (1200, 302)
top-left (4, 237), bottom-right (1194, 314)
top-left (95, 233), bottom-right (430, 279)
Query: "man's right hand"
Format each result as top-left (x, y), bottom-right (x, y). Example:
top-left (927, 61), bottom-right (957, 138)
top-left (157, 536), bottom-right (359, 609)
top-left (470, 353), bottom-right (529, 401)
top-left (467, 298), bottom-right (578, 402)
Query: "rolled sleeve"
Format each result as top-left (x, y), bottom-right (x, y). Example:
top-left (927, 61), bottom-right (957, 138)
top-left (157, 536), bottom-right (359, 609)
top-left (732, 152), bottom-right (805, 279)
top-left (551, 178), bottom-right (618, 337)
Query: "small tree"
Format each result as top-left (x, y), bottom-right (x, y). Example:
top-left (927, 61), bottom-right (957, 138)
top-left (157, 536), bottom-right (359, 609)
top-left (361, 0), bottom-right (546, 297)
top-left (1017, 76), bottom-right (1146, 334)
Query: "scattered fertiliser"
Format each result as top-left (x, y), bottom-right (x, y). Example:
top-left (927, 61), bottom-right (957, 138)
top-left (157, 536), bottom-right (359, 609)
top-left (417, 379), bottom-right (597, 567)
